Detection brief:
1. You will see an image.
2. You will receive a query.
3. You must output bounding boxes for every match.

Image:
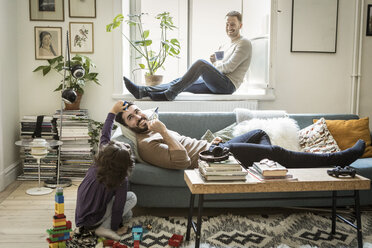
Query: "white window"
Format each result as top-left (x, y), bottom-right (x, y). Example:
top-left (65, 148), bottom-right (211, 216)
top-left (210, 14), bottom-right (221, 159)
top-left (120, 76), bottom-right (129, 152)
top-left (114, 0), bottom-right (276, 99)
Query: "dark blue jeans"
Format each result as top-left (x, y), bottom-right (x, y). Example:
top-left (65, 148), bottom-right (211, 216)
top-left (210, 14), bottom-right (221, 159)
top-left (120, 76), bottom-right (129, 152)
top-left (210, 129), bottom-right (359, 168)
top-left (146, 59), bottom-right (236, 100)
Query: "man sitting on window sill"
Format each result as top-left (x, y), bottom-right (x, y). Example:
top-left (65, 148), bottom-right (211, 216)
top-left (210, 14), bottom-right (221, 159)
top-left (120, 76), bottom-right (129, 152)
top-left (124, 10), bottom-right (252, 101)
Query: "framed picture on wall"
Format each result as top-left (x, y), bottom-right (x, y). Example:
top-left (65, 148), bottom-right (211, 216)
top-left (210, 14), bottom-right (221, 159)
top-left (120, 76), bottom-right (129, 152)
top-left (291, 0), bottom-right (338, 53)
top-left (69, 0), bottom-right (96, 18)
top-left (34, 26), bottom-right (62, 60)
top-left (367, 5), bottom-right (372, 36)
top-left (29, 0), bottom-right (64, 21)
top-left (69, 22), bottom-right (94, 53)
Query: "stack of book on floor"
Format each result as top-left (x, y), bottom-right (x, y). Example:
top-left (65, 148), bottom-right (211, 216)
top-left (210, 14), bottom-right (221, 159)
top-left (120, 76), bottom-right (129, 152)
top-left (54, 109), bottom-right (93, 179)
top-left (198, 156), bottom-right (248, 181)
top-left (18, 115), bottom-right (58, 180)
top-left (18, 115), bottom-right (57, 180)
top-left (248, 159), bottom-right (297, 182)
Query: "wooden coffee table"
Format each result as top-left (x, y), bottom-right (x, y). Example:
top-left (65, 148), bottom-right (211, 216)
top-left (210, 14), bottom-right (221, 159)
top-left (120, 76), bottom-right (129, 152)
top-left (184, 168), bottom-right (370, 248)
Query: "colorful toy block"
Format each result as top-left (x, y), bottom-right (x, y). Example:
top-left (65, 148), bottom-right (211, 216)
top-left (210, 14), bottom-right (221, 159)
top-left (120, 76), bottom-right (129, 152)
top-left (49, 242), bottom-right (59, 248)
top-left (55, 202), bottom-right (64, 214)
top-left (132, 225), bottom-right (144, 241)
top-left (168, 234), bottom-right (183, 247)
top-left (47, 187), bottom-right (72, 247)
top-left (55, 195), bottom-right (64, 203)
top-left (103, 239), bottom-right (115, 246)
top-left (58, 241), bottom-right (66, 248)
top-left (113, 242), bottom-right (128, 248)
top-left (133, 240), bottom-right (140, 248)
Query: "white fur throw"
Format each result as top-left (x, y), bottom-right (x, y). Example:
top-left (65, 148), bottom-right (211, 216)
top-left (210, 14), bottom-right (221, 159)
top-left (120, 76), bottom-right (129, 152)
top-left (233, 108), bottom-right (288, 123)
top-left (232, 117), bottom-right (301, 151)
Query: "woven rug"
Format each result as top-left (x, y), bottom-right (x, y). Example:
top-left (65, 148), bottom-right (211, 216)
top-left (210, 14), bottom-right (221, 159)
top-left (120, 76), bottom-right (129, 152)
top-left (67, 212), bottom-right (372, 248)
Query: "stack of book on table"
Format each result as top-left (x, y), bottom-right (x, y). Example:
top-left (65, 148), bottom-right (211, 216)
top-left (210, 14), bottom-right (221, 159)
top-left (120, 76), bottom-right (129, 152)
top-left (248, 159), bottom-right (297, 181)
top-left (198, 156), bottom-right (248, 181)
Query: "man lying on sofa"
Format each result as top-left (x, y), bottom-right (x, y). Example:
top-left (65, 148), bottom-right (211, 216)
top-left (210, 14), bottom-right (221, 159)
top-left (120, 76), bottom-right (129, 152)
top-left (115, 101), bottom-right (366, 170)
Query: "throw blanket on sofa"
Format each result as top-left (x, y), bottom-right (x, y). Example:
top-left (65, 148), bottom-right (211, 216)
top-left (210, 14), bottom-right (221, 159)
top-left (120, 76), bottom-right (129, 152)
top-left (234, 108), bottom-right (287, 123)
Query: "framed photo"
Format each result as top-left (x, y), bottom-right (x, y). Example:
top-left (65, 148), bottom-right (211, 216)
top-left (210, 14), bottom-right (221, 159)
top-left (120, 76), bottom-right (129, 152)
top-left (69, 0), bottom-right (96, 18)
top-left (291, 0), bottom-right (338, 53)
top-left (29, 0), bottom-right (64, 21)
top-left (34, 26), bottom-right (62, 60)
top-left (69, 22), bottom-right (94, 53)
top-left (367, 5), bottom-right (372, 36)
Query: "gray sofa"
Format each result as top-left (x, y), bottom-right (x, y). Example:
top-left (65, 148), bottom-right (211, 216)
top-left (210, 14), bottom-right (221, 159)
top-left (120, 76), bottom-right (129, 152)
top-left (112, 112), bottom-right (372, 208)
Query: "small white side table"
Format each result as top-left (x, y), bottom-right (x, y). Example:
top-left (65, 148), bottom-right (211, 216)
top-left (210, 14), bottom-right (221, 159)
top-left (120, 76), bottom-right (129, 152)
top-left (15, 139), bottom-right (63, 196)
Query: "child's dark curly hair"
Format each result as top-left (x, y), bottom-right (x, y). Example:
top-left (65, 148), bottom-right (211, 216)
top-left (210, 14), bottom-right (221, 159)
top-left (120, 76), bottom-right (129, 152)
top-left (96, 141), bottom-right (135, 189)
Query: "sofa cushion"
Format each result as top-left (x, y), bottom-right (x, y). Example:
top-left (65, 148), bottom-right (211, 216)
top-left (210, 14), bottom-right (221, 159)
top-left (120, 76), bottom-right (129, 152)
top-left (316, 117), bottom-right (372, 158)
top-left (298, 118), bottom-right (341, 153)
top-left (200, 123), bottom-right (237, 142)
top-left (130, 163), bottom-right (186, 187)
top-left (350, 158), bottom-right (372, 180)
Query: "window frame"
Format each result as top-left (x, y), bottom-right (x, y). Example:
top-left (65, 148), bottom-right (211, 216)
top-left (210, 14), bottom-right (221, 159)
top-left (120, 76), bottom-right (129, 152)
top-left (111, 0), bottom-right (277, 101)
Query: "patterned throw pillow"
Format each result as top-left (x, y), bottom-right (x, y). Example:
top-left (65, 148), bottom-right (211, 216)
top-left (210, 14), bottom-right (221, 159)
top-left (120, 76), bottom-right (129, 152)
top-left (200, 123), bottom-right (237, 143)
top-left (298, 118), bottom-right (341, 153)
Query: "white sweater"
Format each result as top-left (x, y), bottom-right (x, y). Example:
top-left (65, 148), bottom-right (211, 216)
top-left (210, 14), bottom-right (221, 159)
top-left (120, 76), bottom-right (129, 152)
top-left (215, 36), bottom-right (252, 90)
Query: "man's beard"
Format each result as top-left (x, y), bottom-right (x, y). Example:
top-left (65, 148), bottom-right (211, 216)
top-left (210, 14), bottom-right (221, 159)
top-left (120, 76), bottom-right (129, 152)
top-left (129, 117), bottom-right (148, 133)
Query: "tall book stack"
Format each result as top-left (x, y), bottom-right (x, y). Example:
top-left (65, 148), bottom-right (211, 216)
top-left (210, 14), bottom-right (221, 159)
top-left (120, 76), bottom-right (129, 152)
top-left (54, 109), bottom-right (93, 179)
top-left (248, 159), bottom-right (297, 181)
top-left (18, 115), bottom-right (58, 180)
top-left (198, 156), bottom-right (248, 181)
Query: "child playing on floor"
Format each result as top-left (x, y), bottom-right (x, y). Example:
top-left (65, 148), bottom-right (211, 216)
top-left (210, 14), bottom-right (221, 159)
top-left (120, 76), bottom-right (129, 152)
top-left (75, 101), bottom-right (137, 240)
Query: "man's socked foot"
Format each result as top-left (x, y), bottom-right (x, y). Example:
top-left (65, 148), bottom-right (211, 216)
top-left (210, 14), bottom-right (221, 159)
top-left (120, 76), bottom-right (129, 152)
top-left (337, 139), bottom-right (365, 167)
top-left (123, 76), bottom-right (147, 99)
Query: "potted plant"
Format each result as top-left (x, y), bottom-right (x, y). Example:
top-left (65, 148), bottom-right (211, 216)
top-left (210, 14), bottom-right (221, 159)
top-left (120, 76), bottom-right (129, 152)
top-left (106, 12), bottom-right (181, 85)
top-left (33, 54), bottom-right (100, 110)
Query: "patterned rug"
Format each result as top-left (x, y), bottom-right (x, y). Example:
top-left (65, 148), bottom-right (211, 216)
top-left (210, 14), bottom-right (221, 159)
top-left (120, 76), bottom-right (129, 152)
top-left (67, 212), bottom-right (372, 248)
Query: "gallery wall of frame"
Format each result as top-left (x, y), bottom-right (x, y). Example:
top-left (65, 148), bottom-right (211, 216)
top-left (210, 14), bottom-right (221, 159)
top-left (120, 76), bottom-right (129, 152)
top-left (29, 0), bottom-right (96, 60)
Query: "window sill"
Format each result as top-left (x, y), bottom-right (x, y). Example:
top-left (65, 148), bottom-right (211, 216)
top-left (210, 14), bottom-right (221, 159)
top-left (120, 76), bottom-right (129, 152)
top-left (112, 90), bottom-right (275, 101)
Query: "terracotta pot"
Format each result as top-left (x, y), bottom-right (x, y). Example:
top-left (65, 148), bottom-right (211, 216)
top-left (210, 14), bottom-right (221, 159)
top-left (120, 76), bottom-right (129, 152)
top-left (145, 75), bottom-right (163, 86)
top-left (64, 92), bottom-right (83, 110)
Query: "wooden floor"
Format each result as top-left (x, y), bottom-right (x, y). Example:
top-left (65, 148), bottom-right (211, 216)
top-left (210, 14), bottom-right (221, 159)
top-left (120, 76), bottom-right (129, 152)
top-left (0, 180), bottom-right (80, 248)
top-left (1, 180), bottom-right (370, 247)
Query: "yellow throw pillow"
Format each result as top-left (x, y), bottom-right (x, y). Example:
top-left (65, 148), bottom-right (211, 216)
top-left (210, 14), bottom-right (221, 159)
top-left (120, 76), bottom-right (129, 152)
top-left (313, 117), bottom-right (372, 158)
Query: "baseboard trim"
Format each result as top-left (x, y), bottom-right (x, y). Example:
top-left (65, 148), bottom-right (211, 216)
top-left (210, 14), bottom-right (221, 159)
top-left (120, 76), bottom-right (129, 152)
top-left (0, 160), bottom-right (21, 192)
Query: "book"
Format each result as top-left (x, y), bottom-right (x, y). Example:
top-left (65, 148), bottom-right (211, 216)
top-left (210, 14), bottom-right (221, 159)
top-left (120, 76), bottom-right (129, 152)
top-left (248, 167), bottom-right (297, 182)
top-left (198, 160), bottom-right (242, 171)
top-left (252, 159), bottom-right (288, 177)
top-left (199, 164), bottom-right (248, 176)
top-left (208, 156), bottom-right (241, 166)
top-left (200, 173), bottom-right (247, 181)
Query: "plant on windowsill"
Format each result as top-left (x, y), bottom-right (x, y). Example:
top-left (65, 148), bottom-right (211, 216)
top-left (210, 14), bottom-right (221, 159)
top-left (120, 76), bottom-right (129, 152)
top-left (106, 12), bottom-right (181, 86)
top-left (33, 54), bottom-right (100, 110)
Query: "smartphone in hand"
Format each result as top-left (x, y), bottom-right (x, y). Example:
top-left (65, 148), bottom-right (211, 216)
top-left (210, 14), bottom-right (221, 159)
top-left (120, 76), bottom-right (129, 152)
top-left (123, 101), bottom-right (128, 110)
top-left (148, 107), bottom-right (159, 120)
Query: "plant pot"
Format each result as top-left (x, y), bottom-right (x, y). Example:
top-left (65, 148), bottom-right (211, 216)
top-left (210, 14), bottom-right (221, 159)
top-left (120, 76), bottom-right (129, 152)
top-left (145, 75), bottom-right (163, 86)
top-left (64, 92), bottom-right (83, 110)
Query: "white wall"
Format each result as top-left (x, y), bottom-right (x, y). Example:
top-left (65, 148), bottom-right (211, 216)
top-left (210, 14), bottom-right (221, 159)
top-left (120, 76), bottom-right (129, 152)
top-left (261, 0), bottom-right (358, 114)
top-left (261, 0), bottom-right (372, 128)
top-left (0, 0), bottom-right (20, 191)
top-left (1, 0), bottom-right (372, 190)
top-left (359, 0), bottom-right (372, 123)
top-left (17, 0), bottom-right (117, 122)
top-left (17, 0), bottom-right (371, 122)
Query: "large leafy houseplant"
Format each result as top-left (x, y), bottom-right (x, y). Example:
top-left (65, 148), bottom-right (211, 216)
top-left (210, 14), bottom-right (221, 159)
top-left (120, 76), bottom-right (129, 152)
top-left (33, 54), bottom-right (100, 95)
top-left (106, 12), bottom-right (181, 78)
